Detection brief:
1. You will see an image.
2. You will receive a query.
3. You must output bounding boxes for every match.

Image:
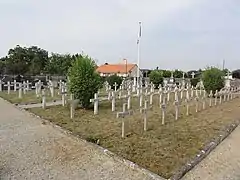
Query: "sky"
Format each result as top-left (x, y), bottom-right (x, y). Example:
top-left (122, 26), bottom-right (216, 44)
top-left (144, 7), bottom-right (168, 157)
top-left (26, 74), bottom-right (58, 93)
top-left (0, 0), bottom-right (240, 71)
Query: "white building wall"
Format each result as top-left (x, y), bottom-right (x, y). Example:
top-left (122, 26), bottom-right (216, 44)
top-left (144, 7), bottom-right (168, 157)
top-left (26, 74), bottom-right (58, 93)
top-left (129, 66), bottom-right (143, 77)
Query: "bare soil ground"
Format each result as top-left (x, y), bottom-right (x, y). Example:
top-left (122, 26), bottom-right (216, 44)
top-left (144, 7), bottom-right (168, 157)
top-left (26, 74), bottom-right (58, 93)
top-left (27, 92), bottom-right (240, 179)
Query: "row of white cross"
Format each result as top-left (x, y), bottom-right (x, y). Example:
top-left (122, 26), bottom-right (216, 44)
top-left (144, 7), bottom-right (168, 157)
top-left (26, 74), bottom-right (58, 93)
top-left (116, 86), bottom-right (240, 138)
top-left (91, 82), bottom-right (207, 115)
top-left (1, 79), bottom-right (68, 99)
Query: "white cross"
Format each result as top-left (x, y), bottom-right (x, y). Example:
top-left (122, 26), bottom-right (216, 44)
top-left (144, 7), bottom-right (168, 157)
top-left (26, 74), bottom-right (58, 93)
top-left (0, 80), bottom-right (4, 91)
top-left (116, 103), bottom-right (133, 138)
top-left (90, 93), bottom-right (100, 115)
top-left (191, 72), bottom-right (195, 79)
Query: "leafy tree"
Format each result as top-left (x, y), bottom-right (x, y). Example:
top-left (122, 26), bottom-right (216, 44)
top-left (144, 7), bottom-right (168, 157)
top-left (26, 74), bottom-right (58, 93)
top-left (202, 67), bottom-right (225, 93)
top-left (4, 45), bottom-right (48, 75)
top-left (0, 57), bottom-right (7, 75)
top-left (27, 46), bottom-right (48, 75)
top-left (190, 78), bottom-right (200, 87)
top-left (173, 69), bottom-right (184, 78)
top-left (232, 69), bottom-right (240, 79)
top-left (44, 53), bottom-right (75, 75)
top-left (106, 74), bottom-right (122, 90)
top-left (159, 70), bottom-right (171, 78)
top-left (149, 70), bottom-right (163, 87)
top-left (68, 55), bottom-right (102, 108)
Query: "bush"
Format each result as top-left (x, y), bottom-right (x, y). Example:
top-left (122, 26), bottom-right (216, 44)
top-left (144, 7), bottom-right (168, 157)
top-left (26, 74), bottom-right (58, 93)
top-left (190, 78), bottom-right (200, 87)
top-left (68, 55), bottom-right (102, 108)
top-left (106, 74), bottom-right (122, 90)
top-left (149, 70), bottom-right (163, 87)
top-left (202, 67), bottom-right (224, 93)
top-left (232, 69), bottom-right (240, 79)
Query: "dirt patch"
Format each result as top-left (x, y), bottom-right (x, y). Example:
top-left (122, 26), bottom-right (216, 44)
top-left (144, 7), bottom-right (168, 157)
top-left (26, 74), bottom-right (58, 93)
top-left (28, 94), bottom-right (240, 179)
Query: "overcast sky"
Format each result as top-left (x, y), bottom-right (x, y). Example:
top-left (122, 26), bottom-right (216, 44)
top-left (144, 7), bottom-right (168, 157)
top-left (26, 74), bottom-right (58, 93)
top-left (0, 0), bottom-right (240, 71)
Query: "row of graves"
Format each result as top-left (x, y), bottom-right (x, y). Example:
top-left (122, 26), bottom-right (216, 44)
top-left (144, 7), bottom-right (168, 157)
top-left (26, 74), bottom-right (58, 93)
top-left (0, 77), bottom-right (68, 105)
top-left (59, 79), bottom-right (240, 138)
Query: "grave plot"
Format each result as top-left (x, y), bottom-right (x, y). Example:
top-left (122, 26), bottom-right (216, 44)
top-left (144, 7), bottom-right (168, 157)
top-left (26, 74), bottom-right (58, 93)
top-left (27, 90), bottom-right (240, 179)
top-left (0, 90), bottom-right (61, 104)
top-left (0, 81), bottom-right (63, 105)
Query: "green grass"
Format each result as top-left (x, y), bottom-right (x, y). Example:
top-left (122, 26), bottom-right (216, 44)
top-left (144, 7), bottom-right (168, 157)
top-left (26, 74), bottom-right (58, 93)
top-left (27, 92), bottom-right (240, 178)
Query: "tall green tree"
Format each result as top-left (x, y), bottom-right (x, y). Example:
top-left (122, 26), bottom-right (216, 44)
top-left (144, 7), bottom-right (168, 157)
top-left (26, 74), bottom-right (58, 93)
top-left (5, 45), bottom-right (48, 75)
top-left (159, 70), bottom-right (171, 78)
top-left (27, 46), bottom-right (48, 75)
top-left (0, 57), bottom-right (7, 75)
top-left (68, 55), bottom-right (102, 108)
top-left (149, 70), bottom-right (163, 87)
top-left (44, 53), bottom-right (74, 75)
top-left (202, 67), bottom-right (225, 93)
top-left (173, 69), bottom-right (184, 78)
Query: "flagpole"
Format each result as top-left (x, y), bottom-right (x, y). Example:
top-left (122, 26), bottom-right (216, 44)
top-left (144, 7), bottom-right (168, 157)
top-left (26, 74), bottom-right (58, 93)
top-left (137, 35), bottom-right (140, 84)
top-left (137, 21), bottom-right (142, 93)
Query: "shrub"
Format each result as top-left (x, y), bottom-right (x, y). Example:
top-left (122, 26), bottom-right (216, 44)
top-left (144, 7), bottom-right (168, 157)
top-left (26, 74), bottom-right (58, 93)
top-left (106, 74), bottom-right (122, 90)
top-left (68, 55), bottom-right (102, 108)
top-left (202, 67), bottom-right (224, 93)
top-left (232, 69), bottom-right (240, 79)
top-left (149, 70), bottom-right (163, 87)
top-left (190, 78), bottom-right (200, 87)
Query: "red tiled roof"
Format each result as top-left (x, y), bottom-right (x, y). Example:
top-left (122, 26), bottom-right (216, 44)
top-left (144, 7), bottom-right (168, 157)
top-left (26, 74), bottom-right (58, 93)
top-left (96, 63), bottom-right (136, 74)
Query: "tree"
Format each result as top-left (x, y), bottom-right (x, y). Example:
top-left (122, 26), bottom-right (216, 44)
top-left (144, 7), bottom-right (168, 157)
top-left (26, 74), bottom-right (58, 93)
top-left (44, 53), bottom-right (74, 75)
top-left (202, 67), bottom-right (225, 93)
top-left (0, 57), bottom-right (7, 75)
top-left (68, 55), bottom-right (102, 108)
top-left (27, 46), bottom-right (48, 75)
top-left (106, 74), bottom-right (122, 90)
top-left (173, 69), bottom-right (184, 78)
top-left (160, 70), bottom-right (171, 78)
top-left (4, 45), bottom-right (48, 75)
top-left (190, 78), bottom-right (200, 87)
top-left (232, 69), bottom-right (240, 79)
top-left (149, 70), bottom-right (163, 87)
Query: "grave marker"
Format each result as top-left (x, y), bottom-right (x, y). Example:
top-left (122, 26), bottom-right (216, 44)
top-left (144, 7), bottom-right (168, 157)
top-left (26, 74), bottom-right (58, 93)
top-left (174, 100), bottom-right (179, 120)
top-left (141, 100), bottom-right (153, 131)
top-left (214, 90), bottom-right (218, 106)
top-left (116, 103), bottom-right (133, 138)
top-left (161, 97), bottom-right (167, 125)
top-left (0, 80), bottom-right (4, 92)
top-left (209, 90), bottom-right (213, 107)
top-left (195, 97), bottom-right (199, 112)
top-left (18, 83), bottom-right (23, 99)
top-left (90, 93), bottom-right (100, 115)
top-left (4, 81), bottom-right (12, 94)
top-left (111, 91), bottom-right (116, 112)
top-left (42, 89), bottom-right (46, 109)
top-left (68, 94), bottom-right (80, 119)
top-left (127, 90), bottom-right (131, 110)
top-left (113, 82), bottom-right (118, 92)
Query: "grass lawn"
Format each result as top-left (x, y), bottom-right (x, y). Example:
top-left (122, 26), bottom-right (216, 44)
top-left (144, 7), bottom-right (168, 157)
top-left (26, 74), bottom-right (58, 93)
top-left (27, 93), bottom-right (240, 178)
top-left (0, 89), bottom-right (62, 104)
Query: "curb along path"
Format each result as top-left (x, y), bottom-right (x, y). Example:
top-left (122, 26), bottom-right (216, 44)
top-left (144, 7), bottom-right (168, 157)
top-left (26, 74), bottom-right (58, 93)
top-left (0, 98), bottom-right (161, 180)
top-left (182, 125), bottom-right (240, 180)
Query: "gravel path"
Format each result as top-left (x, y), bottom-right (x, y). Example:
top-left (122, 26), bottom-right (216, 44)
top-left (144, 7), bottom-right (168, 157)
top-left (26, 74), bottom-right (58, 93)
top-left (182, 125), bottom-right (240, 180)
top-left (18, 100), bottom-right (62, 109)
top-left (0, 98), bottom-right (163, 180)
